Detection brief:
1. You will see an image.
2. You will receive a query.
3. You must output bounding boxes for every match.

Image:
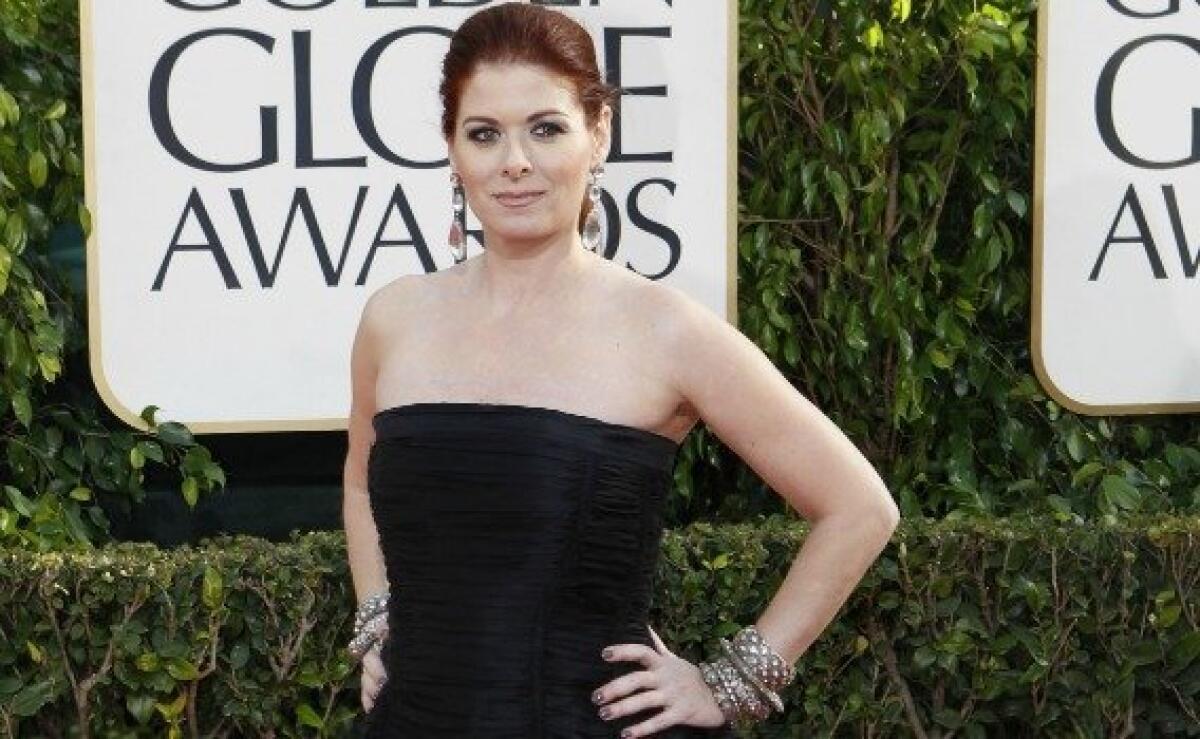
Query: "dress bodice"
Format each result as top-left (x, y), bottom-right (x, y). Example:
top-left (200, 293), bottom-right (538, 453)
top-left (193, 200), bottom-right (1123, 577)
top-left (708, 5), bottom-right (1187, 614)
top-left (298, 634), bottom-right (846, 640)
top-left (361, 402), bottom-right (734, 738)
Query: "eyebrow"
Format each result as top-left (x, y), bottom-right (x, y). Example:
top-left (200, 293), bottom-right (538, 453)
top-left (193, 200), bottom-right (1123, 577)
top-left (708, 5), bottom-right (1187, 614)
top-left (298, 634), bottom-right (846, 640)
top-left (461, 109), bottom-right (568, 127)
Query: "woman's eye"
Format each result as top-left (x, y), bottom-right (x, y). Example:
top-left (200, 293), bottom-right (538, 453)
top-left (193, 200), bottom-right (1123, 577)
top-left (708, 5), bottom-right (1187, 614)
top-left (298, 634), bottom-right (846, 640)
top-left (467, 128), bottom-right (499, 144)
top-left (532, 121), bottom-right (565, 138)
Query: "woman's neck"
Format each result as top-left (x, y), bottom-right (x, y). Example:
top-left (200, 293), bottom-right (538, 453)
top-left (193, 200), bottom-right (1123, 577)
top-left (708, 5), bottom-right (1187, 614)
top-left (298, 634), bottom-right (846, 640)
top-left (472, 230), bottom-right (593, 316)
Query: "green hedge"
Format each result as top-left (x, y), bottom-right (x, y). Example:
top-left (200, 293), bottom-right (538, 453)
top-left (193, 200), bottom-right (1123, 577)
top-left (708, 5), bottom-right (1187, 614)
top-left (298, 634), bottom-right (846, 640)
top-left (1, 515), bottom-right (1197, 737)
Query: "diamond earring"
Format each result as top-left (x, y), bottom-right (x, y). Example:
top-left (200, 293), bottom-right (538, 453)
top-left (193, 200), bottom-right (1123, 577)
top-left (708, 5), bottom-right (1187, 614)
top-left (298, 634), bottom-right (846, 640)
top-left (448, 171), bottom-right (466, 263)
top-left (582, 165), bottom-right (604, 252)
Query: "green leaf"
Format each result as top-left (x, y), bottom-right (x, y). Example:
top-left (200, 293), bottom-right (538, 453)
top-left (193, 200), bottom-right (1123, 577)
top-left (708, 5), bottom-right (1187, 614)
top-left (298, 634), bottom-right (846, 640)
top-left (1100, 475), bottom-right (1141, 511)
top-left (862, 21), bottom-right (884, 51)
top-left (202, 565), bottom-right (223, 610)
top-left (1066, 428), bottom-right (1086, 463)
top-left (43, 100), bottom-right (67, 120)
top-left (28, 151), bottom-right (47, 189)
top-left (155, 693), bottom-right (187, 720)
top-left (1156, 604), bottom-right (1181, 629)
top-left (827, 170), bottom-right (850, 225)
top-left (296, 702), bottom-right (324, 729)
top-left (37, 353), bottom-right (61, 381)
top-left (1170, 632), bottom-right (1200, 673)
top-left (11, 680), bottom-right (55, 717)
top-left (166, 657), bottom-right (200, 681)
top-left (1072, 462), bottom-right (1104, 487)
top-left (11, 391), bottom-right (31, 426)
top-left (1006, 190), bottom-right (1027, 218)
top-left (136, 652), bottom-right (160, 672)
top-left (182, 477), bottom-right (199, 508)
top-left (914, 645), bottom-right (937, 669)
top-left (891, 0), bottom-right (912, 22)
top-left (156, 421), bottom-right (193, 446)
top-left (929, 346), bottom-right (953, 369)
top-left (137, 440), bottom-right (166, 464)
top-left (126, 695), bottom-right (156, 725)
top-left (4, 486), bottom-right (34, 517)
top-left (229, 643), bottom-right (249, 670)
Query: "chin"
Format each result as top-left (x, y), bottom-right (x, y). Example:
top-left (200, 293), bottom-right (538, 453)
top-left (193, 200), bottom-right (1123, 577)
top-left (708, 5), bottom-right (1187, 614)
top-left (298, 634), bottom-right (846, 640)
top-left (484, 215), bottom-right (564, 243)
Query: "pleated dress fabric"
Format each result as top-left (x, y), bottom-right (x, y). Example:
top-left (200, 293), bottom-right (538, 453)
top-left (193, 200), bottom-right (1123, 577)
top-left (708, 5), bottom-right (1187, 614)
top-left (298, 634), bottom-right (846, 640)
top-left (361, 402), bottom-right (738, 738)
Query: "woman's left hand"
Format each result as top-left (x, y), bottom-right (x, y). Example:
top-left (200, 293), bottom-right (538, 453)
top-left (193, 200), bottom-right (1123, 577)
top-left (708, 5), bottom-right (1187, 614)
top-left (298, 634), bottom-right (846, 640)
top-left (592, 626), bottom-right (727, 736)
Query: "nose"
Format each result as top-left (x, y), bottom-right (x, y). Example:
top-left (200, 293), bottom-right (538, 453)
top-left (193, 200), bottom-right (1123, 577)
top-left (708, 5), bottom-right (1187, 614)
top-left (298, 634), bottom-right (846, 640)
top-left (501, 138), bottom-right (532, 179)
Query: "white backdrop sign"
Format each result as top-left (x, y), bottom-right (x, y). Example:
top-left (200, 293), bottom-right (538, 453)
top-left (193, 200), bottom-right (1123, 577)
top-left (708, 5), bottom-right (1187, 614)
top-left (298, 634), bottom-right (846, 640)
top-left (1035, 1), bottom-right (1200, 413)
top-left (82, 0), bottom-right (736, 432)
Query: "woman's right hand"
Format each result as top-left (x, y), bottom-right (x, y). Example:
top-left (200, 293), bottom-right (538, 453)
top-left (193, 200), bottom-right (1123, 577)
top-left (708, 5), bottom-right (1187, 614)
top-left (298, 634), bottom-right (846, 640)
top-left (360, 639), bottom-right (389, 712)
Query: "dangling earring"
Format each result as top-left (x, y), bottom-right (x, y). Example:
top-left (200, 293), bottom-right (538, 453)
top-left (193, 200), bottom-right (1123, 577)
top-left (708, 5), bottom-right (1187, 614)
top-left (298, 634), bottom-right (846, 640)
top-left (448, 171), bottom-right (466, 263)
top-left (582, 164), bottom-right (604, 252)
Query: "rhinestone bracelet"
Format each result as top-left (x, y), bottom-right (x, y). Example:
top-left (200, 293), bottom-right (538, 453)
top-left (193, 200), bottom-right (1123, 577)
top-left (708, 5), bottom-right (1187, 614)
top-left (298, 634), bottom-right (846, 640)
top-left (698, 662), bottom-right (737, 722)
top-left (699, 625), bottom-right (795, 725)
top-left (702, 654), bottom-right (770, 726)
top-left (720, 637), bottom-right (783, 713)
top-left (730, 624), bottom-right (795, 693)
top-left (353, 590), bottom-right (389, 633)
top-left (348, 611), bottom-right (389, 661)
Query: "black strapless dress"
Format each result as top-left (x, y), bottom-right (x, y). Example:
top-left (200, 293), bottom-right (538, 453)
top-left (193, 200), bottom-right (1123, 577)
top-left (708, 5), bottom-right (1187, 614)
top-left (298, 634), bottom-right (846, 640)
top-left (361, 402), bottom-right (739, 738)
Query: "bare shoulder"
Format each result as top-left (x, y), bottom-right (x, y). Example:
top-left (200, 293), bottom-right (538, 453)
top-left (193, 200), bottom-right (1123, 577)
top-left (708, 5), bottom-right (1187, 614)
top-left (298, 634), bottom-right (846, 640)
top-left (586, 259), bottom-right (723, 421)
top-left (597, 261), bottom-right (728, 350)
top-left (367, 271), bottom-right (431, 316)
top-left (361, 269), bottom-right (449, 340)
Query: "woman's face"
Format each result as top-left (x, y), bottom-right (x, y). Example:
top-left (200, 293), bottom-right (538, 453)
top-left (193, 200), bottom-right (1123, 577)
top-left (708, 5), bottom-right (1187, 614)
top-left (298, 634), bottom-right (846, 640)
top-left (447, 62), bottom-right (610, 246)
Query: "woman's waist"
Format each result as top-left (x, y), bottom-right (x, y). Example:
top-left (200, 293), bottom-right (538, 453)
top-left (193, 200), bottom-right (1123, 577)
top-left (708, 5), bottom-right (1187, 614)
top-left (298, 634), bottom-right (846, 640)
top-left (381, 615), bottom-right (653, 685)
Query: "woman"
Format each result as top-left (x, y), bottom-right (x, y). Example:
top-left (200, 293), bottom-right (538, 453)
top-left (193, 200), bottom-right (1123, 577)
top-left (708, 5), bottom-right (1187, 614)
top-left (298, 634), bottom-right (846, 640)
top-left (342, 4), bottom-right (899, 737)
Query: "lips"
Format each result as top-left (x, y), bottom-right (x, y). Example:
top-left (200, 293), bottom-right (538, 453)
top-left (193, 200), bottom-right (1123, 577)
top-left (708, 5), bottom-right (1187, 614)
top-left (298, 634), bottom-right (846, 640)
top-left (494, 191), bottom-right (546, 207)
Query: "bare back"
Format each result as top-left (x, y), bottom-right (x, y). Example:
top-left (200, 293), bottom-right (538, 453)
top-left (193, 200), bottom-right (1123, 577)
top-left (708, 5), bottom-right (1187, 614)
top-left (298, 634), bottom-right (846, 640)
top-left (370, 254), bottom-right (698, 445)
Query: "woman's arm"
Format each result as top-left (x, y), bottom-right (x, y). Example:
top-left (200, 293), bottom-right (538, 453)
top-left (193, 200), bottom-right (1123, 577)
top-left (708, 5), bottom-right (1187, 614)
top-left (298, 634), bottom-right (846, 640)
top-left (658, 282), bottom-right (900, 664)
top-left (344, 291), bottom-right (386, 605)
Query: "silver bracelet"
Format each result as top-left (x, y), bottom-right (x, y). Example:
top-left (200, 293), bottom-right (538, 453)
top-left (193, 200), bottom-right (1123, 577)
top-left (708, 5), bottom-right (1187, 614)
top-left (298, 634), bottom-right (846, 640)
top-left (730, 625), bottom-right (795, 693)
top-left (720, 637), bottom-right (783, 713)
top-left (699, 625), bottom-right (795, 724)
top-left (353, 590), bottom-right (389, 633)
top-left (348, 611), bottom-right (389, 661)
top-left (700, 654), bottom-right (769, 724)
top-left (699, 662), bottom-right (738, 723)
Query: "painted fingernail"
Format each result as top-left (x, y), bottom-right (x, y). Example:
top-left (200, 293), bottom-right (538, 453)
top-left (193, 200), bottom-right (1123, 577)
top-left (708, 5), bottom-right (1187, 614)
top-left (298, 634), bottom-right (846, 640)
top-left (598, 707), bottom-right (612, 720)
top-left (591, 690), bottom-right (603, 704)
top-left (601, 647), bottom-right (613, 659)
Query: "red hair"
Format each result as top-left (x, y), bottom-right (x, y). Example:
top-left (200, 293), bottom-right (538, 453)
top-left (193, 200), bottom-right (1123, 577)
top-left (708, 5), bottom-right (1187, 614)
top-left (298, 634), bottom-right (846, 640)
top-left (439, 2), bottom-right (618, 230)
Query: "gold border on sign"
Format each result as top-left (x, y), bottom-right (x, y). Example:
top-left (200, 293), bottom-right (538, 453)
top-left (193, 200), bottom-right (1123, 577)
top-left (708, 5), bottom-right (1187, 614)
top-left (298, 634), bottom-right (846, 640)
top-left (1030, 1), bottom-right (1200, 415)
top-left (82, 0), bottom-right (742, 434)
top-left (726, 0), bottom-right (739, 330)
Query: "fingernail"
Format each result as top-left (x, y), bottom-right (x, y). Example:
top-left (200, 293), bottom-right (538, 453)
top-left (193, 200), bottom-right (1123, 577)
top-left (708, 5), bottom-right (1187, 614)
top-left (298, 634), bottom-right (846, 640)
top-left (598, 707), bottom-right (612, 720)
top-left (601, 647), bottom-right (613, 659)
top-left (591, 690), bottom-right (603, 704)
top-left (621, 730), bottom-right (633, 738)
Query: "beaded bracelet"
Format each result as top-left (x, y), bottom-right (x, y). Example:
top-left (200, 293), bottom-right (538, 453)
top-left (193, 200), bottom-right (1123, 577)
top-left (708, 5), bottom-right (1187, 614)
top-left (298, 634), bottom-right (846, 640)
top-left (720, 637), bottom-right (783, 713)
top-left (347, 590), bottom-right (390, 662)
top-left (348, 612), bottom-right (388, 661)
top-left (353, 591), bottom-right (389, 632)
top-left (730, 624), bottom-right (795, 692)
top-left (699, 625), bottom-right (795, 725)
